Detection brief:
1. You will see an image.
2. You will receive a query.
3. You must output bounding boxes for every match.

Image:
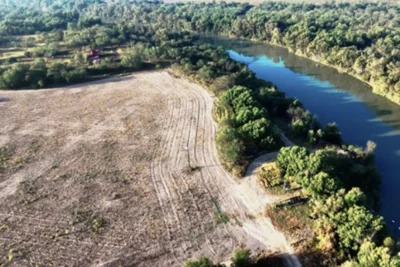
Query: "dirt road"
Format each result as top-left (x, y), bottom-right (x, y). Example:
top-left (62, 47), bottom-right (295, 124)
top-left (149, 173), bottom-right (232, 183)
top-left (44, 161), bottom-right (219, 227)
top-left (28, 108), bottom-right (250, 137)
top-left (0, 71), bottom-right (299, 266)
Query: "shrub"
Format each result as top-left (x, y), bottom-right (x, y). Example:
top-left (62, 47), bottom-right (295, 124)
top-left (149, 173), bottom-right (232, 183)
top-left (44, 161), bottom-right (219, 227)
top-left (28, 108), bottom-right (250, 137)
top-left (184, 256), bottom-right (217, 267)
top-left (232, 248), bottom-right (251, 267)
top-left (258, 163), bottom-right (282, 188)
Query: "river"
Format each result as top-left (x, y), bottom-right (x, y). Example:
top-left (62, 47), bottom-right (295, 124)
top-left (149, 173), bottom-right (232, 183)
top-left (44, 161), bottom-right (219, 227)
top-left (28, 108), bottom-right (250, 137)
top-left (200, 35), bottom-right (400, 237)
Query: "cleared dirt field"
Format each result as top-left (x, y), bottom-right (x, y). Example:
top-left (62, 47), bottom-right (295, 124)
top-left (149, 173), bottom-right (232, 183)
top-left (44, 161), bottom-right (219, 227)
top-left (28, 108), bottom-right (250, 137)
top-left (0, 71), bottom-right (299, 266)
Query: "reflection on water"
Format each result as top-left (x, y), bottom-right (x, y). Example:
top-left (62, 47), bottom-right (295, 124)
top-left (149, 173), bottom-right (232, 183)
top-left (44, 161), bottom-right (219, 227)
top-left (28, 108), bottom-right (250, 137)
top-left (200, 35), bottom-right (400, 237)
top-left (204, 36), bottom-right (400, 131)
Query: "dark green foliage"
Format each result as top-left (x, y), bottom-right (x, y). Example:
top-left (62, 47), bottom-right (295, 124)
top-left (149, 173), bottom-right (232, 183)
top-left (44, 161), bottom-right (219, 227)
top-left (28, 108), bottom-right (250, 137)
top-left (215, 85), bottom-right (283, 175)
top-left (277, 146), bottom-right (380, 205)
top-left (323, 123), bottom-right (342, 145)
top-left (216, 125), bottom-right (245, 173)
top-left (344, 241), bottom-right (400, 267)
top-left (145, 1), bottom-right (400, 104)
top-left (1, 1), bottom-right (399, 104)
top-left (255, 86), bottom-right (290, 117)
top-left (184, 256), bottom-right (218, 267)
top-left (121, 52), bottom-right (143, 70)
top-left (232, 248), bottom-right (251, 267)
top-left (277, 144), bottom-right (389, 263)
top-left (0, 64), bottom-right (31, 89)
top-left (276, 146), bottom-right (309, 177)
top-left (299, 172), bottom-right (339, 201)
top-left (314, 188), bottom-right (385, 254)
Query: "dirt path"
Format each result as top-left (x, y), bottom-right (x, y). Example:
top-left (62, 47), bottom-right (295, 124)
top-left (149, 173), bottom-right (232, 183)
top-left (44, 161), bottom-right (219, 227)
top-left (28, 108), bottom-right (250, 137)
top-left (0, 71), bottom-right (299, 266)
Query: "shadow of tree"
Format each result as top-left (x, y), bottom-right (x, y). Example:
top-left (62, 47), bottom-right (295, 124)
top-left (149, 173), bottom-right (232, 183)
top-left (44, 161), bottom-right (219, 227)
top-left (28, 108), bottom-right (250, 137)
top-left (254, 250), bottom-right (337, 267)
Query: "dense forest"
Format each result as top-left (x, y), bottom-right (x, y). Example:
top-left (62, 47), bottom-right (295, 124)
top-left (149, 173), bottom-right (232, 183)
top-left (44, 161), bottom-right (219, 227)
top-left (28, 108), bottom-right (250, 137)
top-left (0, 0), bottom-right (399, 266)
top-left (0, 1), bottom-right (399, 103)
top-left (159, 1), bottom-right (400, 105)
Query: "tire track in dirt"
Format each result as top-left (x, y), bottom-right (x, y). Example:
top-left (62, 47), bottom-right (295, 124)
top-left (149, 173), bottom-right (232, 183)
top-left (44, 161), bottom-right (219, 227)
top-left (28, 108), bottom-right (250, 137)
top-left (189, 86), bottom-right (241, 252)
top-left (159, 77), bottom-right (217, 257)
top-left (158, 72), bottom-right (301, 266)
top-left (0, 71), bottom-right (299, 267)
top-left (149, 95), bottom-right (176, 255)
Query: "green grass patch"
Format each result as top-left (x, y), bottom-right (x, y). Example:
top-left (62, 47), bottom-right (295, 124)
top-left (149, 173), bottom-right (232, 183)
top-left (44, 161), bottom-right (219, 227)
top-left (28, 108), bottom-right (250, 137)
top-left (211, 197), bottom-right (230, 224)
top-left (266, 201), bottom-right (314, 245)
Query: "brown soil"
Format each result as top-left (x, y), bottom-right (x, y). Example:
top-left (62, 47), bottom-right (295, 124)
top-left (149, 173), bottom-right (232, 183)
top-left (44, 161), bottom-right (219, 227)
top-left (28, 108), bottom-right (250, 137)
top-left (0, 71), bottom-right (299, 267)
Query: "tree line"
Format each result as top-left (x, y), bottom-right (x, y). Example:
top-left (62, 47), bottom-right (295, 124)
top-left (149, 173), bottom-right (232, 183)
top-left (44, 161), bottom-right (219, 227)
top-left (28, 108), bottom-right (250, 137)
top-left (1, 1), bottom-right (398, 103)
top-left (157, 1), bottom-right (400, 105)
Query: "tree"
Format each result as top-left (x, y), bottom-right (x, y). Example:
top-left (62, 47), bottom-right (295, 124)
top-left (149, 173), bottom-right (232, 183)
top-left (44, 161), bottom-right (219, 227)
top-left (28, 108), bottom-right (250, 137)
top-left (323, 123), bottom-right (342, 145)
top-left (276, 146), bottom-right (309, 177)
top-left (299, 172), bottom-right (339, 201)
top-left (336, 205), bottom-right (384, 251)
top-left (184, 256), bottom-right (217, 267)
top-left (314, 188), bottom-right (384, 254)
top-left (232, 248), bottom-right (251, 267)
top-left (121, 47), bottom-right (143, 70)
top-left (47, 62), bottom-right (67, 84)
top-left (0, 64), bottom-right (30, 89)
top-left (343, 241), bottom-right (400, 267)
top-left (216, 126), bottom-right (245, 171)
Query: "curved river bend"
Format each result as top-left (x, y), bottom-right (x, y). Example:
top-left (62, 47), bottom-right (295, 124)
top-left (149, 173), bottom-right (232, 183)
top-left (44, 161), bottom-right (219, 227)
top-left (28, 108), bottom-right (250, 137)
top-left (201, 36), bottom-right (400, 237)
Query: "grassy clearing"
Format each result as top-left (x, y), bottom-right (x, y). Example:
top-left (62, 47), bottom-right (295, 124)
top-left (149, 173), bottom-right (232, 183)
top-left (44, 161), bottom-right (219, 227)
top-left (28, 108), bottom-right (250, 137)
top-left (266, 202), bottom-right (313, 246)
top-left (0, 50), bottom-right (25, 60)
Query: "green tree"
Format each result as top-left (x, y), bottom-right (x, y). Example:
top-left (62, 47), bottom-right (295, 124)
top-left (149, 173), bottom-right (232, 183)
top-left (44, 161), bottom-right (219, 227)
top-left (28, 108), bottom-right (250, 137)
top-left (323, 123), bottom-right (342, 145)
top-left (184, 256), bottom-right (217, 267)
top-left (121, 47), bottom-right (143, 70)
top-left (276, 146), bottom-right (309, 177)
top-left (232, 248), bottom-right (251, 267)
top-left (343, 241), bottom-right (400, 267)
top-left (314, 188), bottom-right (384, 253)
top-left (216, 126), bottom-right (245, 171)
top-left (299, 172), bottom-right (339, 201)
top-left (0, 64), bottom-right (30, 89)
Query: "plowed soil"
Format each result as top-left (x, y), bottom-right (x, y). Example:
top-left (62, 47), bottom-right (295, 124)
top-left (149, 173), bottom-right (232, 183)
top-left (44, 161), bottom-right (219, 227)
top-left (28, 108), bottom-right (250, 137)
top-left (0, 71), bottom-right (299, 267)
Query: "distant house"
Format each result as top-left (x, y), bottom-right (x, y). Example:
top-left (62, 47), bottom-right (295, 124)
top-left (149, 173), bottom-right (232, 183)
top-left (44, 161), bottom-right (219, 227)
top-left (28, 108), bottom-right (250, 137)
top-left (87, 49), bottom-right (100, 60)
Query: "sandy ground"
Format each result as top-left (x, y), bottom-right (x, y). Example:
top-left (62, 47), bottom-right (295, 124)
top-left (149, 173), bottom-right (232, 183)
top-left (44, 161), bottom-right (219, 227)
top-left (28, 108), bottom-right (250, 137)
top-left (0, 71), bottom-right (299, 267)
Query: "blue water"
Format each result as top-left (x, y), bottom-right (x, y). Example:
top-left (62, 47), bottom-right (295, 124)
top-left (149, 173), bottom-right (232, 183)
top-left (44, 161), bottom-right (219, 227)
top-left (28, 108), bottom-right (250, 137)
top-left (201, 36), bottom-right (400, 237)
top-left (229, 50), bottom-right (400, 236)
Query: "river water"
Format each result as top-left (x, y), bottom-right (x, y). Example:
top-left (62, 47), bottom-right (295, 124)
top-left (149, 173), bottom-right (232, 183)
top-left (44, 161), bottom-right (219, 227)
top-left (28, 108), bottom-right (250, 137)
top-left (201, 36), bottom-right (400, 237)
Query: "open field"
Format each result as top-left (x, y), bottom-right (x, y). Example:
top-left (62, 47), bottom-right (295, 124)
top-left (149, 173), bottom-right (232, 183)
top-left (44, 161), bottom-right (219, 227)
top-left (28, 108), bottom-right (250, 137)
top-left (0, 71), bottom-right (299, 266)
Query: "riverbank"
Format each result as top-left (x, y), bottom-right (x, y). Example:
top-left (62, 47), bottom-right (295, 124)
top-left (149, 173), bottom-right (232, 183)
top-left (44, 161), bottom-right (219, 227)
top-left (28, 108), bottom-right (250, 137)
top-left (216, 34), bottom-right (400, 107)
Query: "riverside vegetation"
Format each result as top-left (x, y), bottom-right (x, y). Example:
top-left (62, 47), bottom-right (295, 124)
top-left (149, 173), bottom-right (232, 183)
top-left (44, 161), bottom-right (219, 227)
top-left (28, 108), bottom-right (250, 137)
top-left (157, 1), bottom-right (400, 105)
top-left (0, 0), bottom-right (399, 266)
top-left (1, 1), bottom-right (399, 104)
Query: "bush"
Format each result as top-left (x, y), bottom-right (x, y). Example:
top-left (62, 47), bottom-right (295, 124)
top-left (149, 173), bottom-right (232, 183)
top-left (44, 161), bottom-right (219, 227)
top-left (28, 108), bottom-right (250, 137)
top-left (216, 126), bottom-right (245, 172)
top-left (63, 68), bottom-right (87, 84)
top-left (258, 163), bottom-right (282, 188)
top-left (232, 248), bottom-right (251, 267)
top-left (0, 64), bottom-right (30, 89)
top-left (184, 257), bottom-right (215, 267)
